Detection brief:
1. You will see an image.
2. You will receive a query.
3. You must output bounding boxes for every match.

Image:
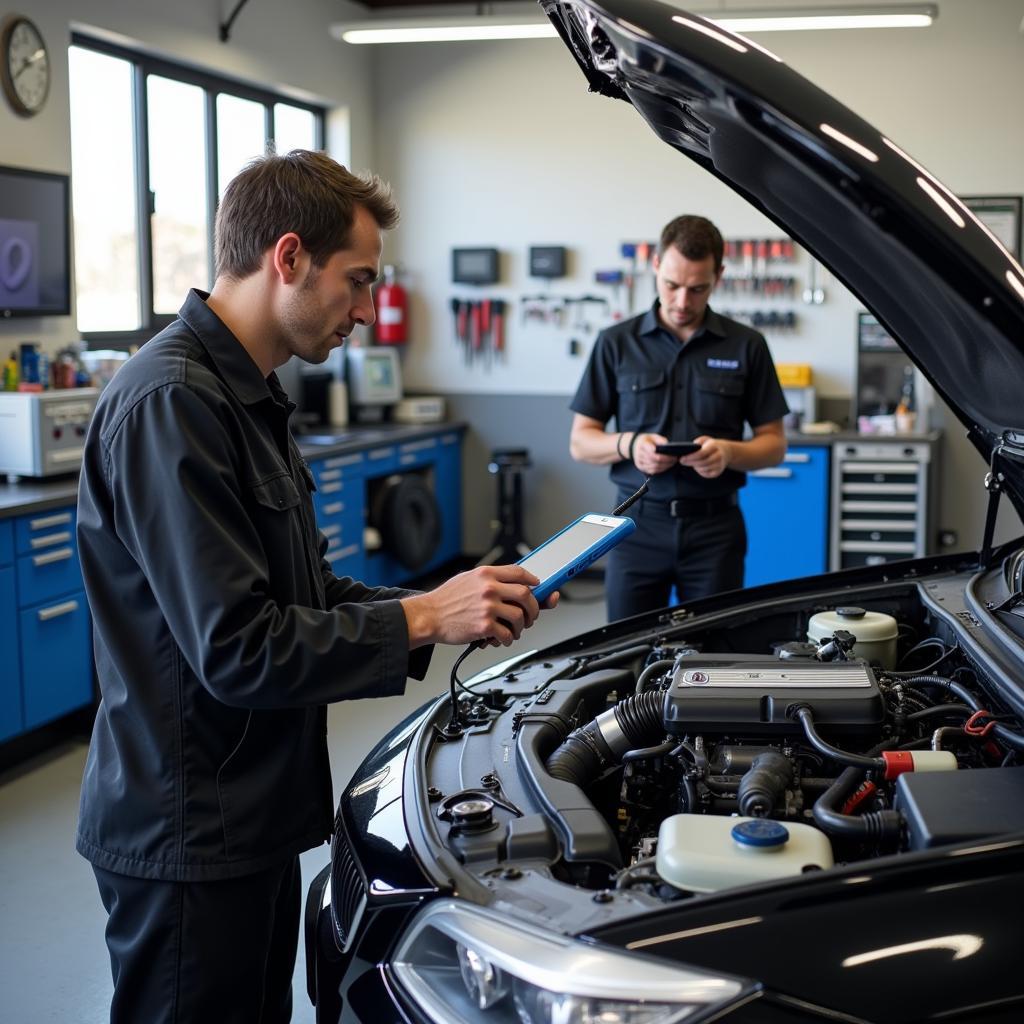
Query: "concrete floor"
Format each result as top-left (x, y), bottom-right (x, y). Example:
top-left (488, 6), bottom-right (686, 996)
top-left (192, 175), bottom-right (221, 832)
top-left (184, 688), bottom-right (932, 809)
top-left (0, 580), bottom-right (606, 1024)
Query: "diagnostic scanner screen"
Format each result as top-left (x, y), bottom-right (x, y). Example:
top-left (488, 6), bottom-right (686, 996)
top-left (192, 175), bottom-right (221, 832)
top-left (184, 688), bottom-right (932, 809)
top-left (519, 519), bottom-right (615, 583)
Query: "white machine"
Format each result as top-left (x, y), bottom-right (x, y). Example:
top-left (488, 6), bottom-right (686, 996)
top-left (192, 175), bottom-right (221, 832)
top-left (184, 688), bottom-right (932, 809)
top-left (346, 347), bottom-right (402, 423)
top-left (0, 389), bottom-right (99, 478)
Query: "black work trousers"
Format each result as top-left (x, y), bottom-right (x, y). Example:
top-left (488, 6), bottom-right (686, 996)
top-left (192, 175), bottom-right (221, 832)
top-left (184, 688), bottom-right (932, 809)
top-left (605, 497), bottom-right (746, 622)
top-left (92, 856), bottom-right (300, 1024)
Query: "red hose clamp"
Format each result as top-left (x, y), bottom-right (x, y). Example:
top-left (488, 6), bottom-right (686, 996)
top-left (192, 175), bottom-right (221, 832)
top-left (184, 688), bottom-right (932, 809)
top-left (964, 710), bottom-right (997, 737)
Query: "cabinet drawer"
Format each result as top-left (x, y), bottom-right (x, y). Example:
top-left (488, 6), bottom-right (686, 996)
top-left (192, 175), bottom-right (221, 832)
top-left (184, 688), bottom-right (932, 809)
top-left (364, 445), bottom-right (398, 475)
top-left (309, 452), bottom-right (364, 485)
top-left (396, 436), bottom-right (438, 470)
top-left (19, 592), bottom-right (93, 729)
top-left (15, 506), bottom-right (76, 556)
top-left (0, 518), bottom-right (13, 566)
top-left (16, 543), bottom-right (83, 608)
top-left (0, 565), bottom-right (21, 741)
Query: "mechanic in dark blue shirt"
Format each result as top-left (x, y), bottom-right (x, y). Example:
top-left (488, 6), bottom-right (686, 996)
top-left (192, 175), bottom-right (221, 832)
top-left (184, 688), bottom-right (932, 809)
top-left (76, 151), bottom-right (555, 1024)
top-left (570, 215), bottom-right (788, 620)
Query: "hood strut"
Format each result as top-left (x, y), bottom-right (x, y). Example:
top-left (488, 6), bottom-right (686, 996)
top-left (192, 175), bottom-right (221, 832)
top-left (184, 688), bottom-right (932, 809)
top-left (981, 441), bottom-right (1024, 569)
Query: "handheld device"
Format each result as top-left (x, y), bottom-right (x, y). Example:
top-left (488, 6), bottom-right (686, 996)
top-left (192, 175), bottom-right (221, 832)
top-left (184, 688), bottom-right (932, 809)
top-left (655, 441), bottom-right (701, 456)
top-left (518, 513), bottom-right (636, 602)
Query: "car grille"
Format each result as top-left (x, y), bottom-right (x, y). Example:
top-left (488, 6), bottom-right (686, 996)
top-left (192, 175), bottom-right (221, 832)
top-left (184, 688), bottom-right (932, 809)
top-left (330, 818), bottom-right (367, 953)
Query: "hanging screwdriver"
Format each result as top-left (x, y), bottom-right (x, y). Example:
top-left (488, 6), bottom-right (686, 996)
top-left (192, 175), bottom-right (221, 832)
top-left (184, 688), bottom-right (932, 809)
top-left (492, 299), bottom-right (506, 358)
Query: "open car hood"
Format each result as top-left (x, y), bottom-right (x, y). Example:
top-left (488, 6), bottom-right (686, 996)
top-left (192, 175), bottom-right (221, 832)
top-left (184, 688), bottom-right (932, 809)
top-left (542, 0), bottom-right (1024, 512)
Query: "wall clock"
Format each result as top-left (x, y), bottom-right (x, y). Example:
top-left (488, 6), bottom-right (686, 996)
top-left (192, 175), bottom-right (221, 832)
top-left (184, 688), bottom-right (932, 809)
top-left (1, 14), bottom-right (49, 117)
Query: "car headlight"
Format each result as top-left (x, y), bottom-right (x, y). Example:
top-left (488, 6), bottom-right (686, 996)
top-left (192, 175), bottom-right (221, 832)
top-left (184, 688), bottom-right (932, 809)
top-left (391, 899), bottom-right (748, 1024)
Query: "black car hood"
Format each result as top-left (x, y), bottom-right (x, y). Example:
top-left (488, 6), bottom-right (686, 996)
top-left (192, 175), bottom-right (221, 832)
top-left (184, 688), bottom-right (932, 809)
top-left (542, 0), bottom-right (1024, 509)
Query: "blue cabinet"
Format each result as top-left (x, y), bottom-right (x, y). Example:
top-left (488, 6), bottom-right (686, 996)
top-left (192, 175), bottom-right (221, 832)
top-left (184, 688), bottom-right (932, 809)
top-left (305, 429), bottom-right (463, 590)
top-left (739, 446), bottom-right (829, 587)
top-left (1, 503), bottom-right (94, 745)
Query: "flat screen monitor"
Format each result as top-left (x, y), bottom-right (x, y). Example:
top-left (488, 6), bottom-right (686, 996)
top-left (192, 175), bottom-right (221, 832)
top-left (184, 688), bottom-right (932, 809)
top-left (347, 346), bottom-right (402, 406)
top-left (0, 164), bottom-right (71, 318)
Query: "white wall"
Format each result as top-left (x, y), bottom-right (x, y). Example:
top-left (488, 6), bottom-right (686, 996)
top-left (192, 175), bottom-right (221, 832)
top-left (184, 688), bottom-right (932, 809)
top-left (0, 0), bottom-right (373, 353)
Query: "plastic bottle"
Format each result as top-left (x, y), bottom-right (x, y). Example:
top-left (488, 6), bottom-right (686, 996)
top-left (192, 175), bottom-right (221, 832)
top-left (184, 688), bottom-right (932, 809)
top-left (3, 350), bottom-right (18, 390)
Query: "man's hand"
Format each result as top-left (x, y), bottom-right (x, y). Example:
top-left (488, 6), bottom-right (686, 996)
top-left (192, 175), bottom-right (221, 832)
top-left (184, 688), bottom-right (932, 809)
top-left (681, 436), bottom-right (732, 478)
top-left (401, 565), bottom-right (559, 649)
top-left (631, 433), bottom-right (678, 476)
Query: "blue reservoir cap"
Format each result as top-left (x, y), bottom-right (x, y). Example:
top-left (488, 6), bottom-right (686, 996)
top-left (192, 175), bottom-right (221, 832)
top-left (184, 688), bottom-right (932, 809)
top-left (731, 819), bottom-right (789, 848)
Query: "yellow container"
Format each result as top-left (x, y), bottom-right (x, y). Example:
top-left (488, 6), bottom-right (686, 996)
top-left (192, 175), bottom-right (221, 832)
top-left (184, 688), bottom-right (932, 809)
top-left (776, 363), bottom-right (812, 387)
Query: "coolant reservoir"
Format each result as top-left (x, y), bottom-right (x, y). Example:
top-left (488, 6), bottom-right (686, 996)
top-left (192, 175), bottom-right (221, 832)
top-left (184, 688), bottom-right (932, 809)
top-left (656, 814), bottom-right (833, 893)
top-left (807, 607), bottom-right (898, 668)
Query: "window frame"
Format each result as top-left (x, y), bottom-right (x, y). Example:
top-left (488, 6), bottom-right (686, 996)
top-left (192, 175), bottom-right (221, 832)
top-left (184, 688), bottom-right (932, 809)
top-left (70, 32), bottom-right (325, 346)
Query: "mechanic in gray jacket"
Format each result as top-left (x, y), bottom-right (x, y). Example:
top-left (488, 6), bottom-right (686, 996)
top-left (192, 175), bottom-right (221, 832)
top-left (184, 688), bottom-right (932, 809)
top-left (75, 150), bottom-right (553, 1024)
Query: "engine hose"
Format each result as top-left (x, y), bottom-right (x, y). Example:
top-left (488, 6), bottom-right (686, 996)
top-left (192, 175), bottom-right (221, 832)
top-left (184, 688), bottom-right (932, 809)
top-left (636, 660), bottom-right (674, 694)
top-left (546, 689), bottom-right (664, 785)
top-left (993, 723), bottom-right (1024, 752)
top-left (907, 703), bottom-right (972, 722)
top-left (622, 739), bottom-right (676, 762)
top-left (737, 751), bottom-right (793, 818)
top-left (814, 767), bottom-right (903, 842)
top-left (789, 705), bottom-right (886, 771)
top-left (813, 741), bottom-right (902, 843)
top-left (899, 675), bottom-right (981, 711)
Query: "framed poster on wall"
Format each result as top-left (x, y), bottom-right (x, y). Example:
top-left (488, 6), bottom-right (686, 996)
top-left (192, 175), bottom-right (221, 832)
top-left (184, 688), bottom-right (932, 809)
top-left (962, 195), bottom-right (1022, 260)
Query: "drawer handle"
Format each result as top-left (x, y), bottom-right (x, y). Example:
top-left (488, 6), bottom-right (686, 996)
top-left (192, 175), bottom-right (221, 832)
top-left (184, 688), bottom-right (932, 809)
top-left (29, 512), bottom-right (72, 530)
top-left (323, 502), bottom-right (344, 515)
top-left (330, 543), bottom-right (359, 561)
top-left (400, 439), bottom-right (436, 453)
top-left (400, 454), bottom-right (417, 465)
top-left (750, 467), bottom-right (793, 479)
top-left (321, 524), bottom-right (341, 538)
top-left (321, 483), bottom-right (343, 494)
top-left (783, 452), bottom-right (810, 463)
top-left (324, 455), bottom-right (361, 469)
top-left (38, 599), bottom-right (79, 621)
top-left (33, 547), bottom-right (73, 567)
top-left (369, 448), bottom-right (395, 460)
top-left (319, 469), bottom-right (342, 482)
top-left (30, 531), bottom-right (72, 549)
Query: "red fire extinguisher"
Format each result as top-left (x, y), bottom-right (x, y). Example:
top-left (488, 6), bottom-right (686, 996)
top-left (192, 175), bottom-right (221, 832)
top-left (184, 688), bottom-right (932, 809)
top-left (375, 264), bottom-right (407, 345)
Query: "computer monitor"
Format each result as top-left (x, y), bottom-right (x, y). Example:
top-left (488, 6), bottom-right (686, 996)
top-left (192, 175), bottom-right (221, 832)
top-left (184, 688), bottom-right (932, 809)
top-left (0, 164), bottom-right (71, 317)
top-left (347, 347), bottom-right (402, 417)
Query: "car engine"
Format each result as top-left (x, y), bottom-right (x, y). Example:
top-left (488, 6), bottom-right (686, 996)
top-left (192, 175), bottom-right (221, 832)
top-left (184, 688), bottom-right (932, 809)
top-left (427, 582), bottom-right (1024, 903)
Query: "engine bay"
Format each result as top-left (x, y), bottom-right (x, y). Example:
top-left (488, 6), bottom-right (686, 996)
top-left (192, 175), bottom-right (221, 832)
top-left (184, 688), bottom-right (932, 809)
top-left (421, 570), bottom-right (1024, 904)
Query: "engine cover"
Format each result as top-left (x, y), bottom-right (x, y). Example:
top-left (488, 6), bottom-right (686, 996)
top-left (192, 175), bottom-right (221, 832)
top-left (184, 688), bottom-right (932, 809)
top-left (663, 655), bottom-right (883, 735)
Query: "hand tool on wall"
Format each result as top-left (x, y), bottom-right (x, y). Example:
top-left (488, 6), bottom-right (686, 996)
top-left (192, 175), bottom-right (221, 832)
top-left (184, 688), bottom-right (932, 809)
top-left (492, 299), bottom-right (506, 358)
top-left (480, 298), bottom-right (492, 369)
top-left (470, 300), bottom-right (482, 362)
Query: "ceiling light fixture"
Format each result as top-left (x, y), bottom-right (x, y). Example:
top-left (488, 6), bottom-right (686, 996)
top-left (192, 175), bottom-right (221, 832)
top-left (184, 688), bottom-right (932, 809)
top-left (710, 5), bottom-right (937, 33)
top-left (330, 14), bottom-right (557, 45)
top-left (330, 4), bottom-right (937, 45)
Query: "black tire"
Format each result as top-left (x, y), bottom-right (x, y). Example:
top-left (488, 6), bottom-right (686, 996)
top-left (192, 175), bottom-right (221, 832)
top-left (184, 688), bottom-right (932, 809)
top-left (374, 473), bottom-right (441, 571)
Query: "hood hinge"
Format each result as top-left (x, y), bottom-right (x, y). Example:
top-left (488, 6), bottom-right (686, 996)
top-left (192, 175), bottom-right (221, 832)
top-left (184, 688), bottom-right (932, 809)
top-left (980, 437), bottom-right (1024, 569)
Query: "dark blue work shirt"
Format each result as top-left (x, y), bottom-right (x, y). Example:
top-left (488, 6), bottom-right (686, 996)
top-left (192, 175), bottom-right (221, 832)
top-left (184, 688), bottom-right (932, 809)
top-left (570, 303), bottom-right (788, 502)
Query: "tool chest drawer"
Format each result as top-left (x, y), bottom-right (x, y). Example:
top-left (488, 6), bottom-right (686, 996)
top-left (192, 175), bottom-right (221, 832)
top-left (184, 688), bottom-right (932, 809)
top-left (831, 440), bottom-right (936, 570)
top-left (396, 436), bottom-right (439, 470)
top-left (308, 451), bottom-right (364, 486)
top-left (16, 537), bottom-right (83, 608)
top-left (19, 591), bottom-right (92, 730)
top-left (14, 506), bottom-right (76, 556)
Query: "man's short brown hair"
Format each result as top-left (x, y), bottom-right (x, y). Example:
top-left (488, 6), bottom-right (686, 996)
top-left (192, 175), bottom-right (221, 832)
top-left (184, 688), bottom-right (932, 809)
top-left (214, 149), bottom-right (399, 280)
top-left (658, 215), bottom-right (724, 272)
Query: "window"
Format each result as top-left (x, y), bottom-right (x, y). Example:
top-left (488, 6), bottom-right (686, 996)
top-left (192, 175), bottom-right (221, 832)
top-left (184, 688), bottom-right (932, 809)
top-left (68, 35), bottom-right (325, 340)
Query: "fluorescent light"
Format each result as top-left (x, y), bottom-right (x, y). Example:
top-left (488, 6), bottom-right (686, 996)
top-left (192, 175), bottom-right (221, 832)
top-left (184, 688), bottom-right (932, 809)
top-left (711, 5), bottom-right (937, 33)
top-left (330, 4), bottom-right (937, 46)
top-left (330, 15), bottom-right (557, 45)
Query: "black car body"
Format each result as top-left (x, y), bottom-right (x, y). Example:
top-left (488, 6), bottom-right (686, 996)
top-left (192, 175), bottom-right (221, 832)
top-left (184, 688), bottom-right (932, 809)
top-left (305, 2), bottom-right (1024, 1021)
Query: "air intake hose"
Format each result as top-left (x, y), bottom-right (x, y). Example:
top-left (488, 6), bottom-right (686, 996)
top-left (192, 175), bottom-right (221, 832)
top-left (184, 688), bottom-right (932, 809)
top-left (546, 690), bottom-right (663, 786)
